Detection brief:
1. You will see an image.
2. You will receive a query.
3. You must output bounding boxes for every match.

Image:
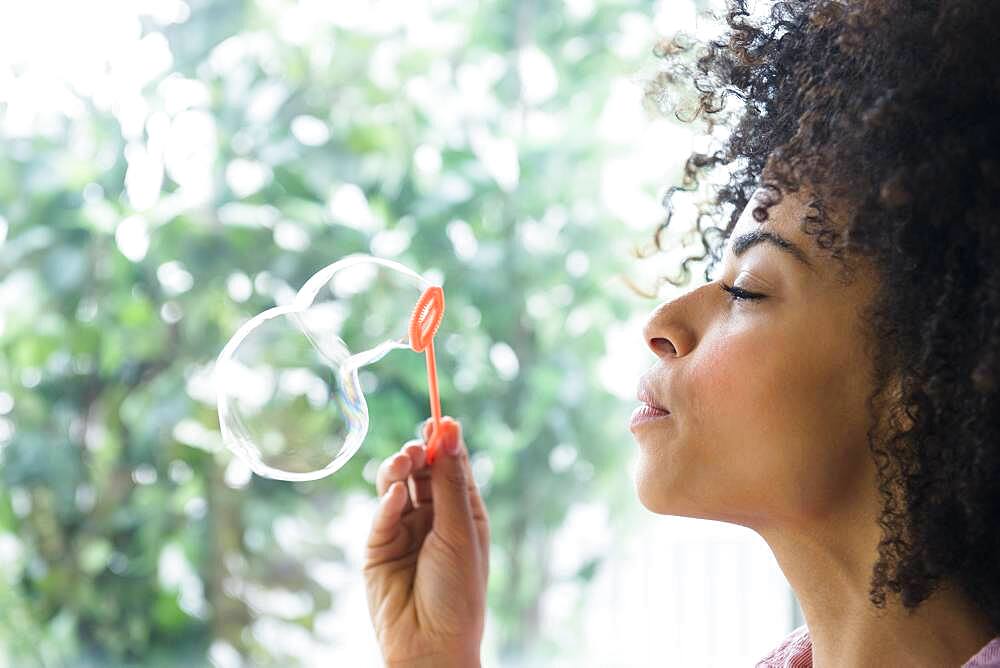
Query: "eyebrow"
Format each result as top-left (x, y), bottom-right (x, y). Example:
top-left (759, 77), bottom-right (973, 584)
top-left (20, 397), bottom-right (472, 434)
top-left (729, 229), bottom-right (816, 272)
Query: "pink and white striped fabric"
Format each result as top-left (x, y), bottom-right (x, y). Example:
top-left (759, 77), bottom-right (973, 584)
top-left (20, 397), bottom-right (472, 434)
top-left (756, 624), bottom-right (1000, 667)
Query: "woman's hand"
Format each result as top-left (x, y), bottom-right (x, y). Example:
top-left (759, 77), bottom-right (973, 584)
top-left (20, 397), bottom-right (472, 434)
top-left (363, 416), bottom-right (490, 667)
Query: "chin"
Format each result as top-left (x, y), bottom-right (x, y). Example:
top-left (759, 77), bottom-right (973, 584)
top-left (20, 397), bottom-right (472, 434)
top-left (631, 458), bottom-right (720, 520)
top-left (632, 461), bottom-right (683, 515)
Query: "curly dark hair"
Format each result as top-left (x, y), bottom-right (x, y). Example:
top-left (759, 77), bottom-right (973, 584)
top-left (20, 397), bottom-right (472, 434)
top-left (634, 0), bottom-right (1000, 634)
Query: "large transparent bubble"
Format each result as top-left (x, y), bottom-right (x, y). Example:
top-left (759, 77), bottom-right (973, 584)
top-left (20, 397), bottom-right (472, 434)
top-left (215, 254), bottom-right (435, 481)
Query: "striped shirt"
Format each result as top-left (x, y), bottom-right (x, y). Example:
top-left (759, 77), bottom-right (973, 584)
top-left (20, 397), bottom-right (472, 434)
top-left (756, 624), bottom-right (1000, 667)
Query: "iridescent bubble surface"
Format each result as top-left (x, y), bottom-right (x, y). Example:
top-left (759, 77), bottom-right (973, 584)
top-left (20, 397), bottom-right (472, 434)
top-left (215, 254), bottom-right (434, 481)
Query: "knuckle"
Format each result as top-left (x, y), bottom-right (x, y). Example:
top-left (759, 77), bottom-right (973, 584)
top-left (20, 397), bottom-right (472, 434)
top-left (444, 468), bottom-right (466, 490)
top-left (431, 529), bottom-right (469, 561)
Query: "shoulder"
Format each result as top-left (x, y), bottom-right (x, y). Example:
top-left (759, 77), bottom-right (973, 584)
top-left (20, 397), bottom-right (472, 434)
top-left (964, 637), bottom-right (1000, 668)
top-left (755, 624), bottom-right (812, 668)
top-left (753, 625), bottom-right (1000, 667)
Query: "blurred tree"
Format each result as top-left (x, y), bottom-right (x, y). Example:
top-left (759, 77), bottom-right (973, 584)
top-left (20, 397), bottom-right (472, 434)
top-left (0, 0), bottom-right (705, 664)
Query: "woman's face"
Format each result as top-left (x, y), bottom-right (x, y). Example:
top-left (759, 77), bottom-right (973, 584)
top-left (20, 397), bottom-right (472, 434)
top-left (632, 186), bottom-right (882, 531)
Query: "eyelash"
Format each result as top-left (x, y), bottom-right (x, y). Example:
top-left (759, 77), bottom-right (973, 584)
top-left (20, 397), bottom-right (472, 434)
top-left (719, 282), bottom-right (766, 302)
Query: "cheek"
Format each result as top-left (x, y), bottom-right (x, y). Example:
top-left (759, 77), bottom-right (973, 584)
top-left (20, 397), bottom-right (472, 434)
top-left (681, 328), bottom-right (842, 521)
top-left (689, 325), bottom-right (873, 520)
top-left (689, 332), bottom-right (789, 460)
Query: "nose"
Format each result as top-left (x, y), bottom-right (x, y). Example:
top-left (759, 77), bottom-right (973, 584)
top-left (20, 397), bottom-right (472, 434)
top-left (642, 292), bottom-right (695, 358)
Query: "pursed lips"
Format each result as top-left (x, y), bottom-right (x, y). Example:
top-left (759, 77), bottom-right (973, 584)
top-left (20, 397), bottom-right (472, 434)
top-left (637, 378), bottom-right (670, 414)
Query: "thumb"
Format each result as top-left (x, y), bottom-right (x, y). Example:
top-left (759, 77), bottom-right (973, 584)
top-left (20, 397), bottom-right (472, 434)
top-left (425, 417), bottom-right (475, 547)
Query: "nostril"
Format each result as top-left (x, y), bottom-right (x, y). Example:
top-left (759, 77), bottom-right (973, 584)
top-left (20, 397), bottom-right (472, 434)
top-left (649, 337), bottom-right (676, 356)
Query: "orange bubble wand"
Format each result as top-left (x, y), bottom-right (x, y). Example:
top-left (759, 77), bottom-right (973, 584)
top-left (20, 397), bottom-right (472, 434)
top-left (408, 285), bottom-right (446, 465)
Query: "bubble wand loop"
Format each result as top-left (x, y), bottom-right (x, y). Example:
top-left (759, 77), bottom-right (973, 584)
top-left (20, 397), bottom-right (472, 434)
top-left (408, 285), bottom-right (446, 465)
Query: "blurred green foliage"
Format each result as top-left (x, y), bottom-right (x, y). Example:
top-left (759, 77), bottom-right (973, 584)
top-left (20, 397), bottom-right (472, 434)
top-left (0, 0), bottom-right (710, 664)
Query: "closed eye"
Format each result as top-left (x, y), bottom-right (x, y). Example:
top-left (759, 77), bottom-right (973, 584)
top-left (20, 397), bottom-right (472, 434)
top-left (720, 282), bottom-right (766, 302)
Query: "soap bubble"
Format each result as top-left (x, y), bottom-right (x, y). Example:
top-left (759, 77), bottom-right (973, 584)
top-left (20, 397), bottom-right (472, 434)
top-left (216, 254), bottom-right (435, 481)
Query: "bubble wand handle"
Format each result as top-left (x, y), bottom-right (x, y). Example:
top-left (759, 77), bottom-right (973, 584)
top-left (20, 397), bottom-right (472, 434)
top-left (408, 286), bottom-right (446, 464)
top-left (424, 338), bottom-right (442, 459)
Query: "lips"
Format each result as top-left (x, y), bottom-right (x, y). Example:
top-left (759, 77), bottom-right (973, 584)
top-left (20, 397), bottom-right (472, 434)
top-left (629, 402), bottom-right (671, 431)
top-left (637, 379), bottom-right (670, 414)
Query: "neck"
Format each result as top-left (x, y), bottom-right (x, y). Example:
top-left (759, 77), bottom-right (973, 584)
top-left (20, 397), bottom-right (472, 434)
top-left (758, 507), bottom-right (996, 668)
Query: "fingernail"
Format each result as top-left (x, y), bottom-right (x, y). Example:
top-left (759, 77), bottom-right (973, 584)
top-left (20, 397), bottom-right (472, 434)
top-left (444, 423), bottom-right (460, 455)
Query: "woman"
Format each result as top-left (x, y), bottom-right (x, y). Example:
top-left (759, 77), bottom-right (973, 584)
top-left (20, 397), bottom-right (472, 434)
top-left (362, 0), bottom-right (1000, 665)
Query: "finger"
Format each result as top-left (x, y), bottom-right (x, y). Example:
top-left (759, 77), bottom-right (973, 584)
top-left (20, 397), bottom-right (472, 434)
top-left (410, 422), bottom-right (440, 505)
top-left (427, 417), bottom-right (477, 548)
top-left (366, 480), bottom-right (410, 559)
top-left (401, 440), bottom-right (427, 472)
top-left (375, 451), bottom-right (413, 498)
top-left (421, 418), bottom-right (448, 465)
top-left (449, 420), bottom-right (488, 523)
top-left (464, 463), bottom-right (488, 523)
top-left (423, 419), bottom-right (485, 511)
top-left (409, 472), bottom-right (433, 508)
top-left (436, 420), bottom-right (490, 582)
top-left (440, 423), bottom-right (490, 588)
top-left (415, 418), bottom-right (434, 442)
top-left (414, 419), bottom-right (484, 514)
top-left (400, 440), bottom-right (432, 508)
